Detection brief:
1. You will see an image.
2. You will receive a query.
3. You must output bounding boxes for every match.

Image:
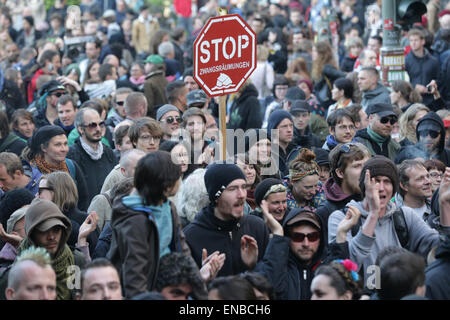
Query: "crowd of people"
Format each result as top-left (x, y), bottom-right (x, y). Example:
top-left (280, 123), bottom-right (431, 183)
top-left (0, 0), bottom-right (450, 301)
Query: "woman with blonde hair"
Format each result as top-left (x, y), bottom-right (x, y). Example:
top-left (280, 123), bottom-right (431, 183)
top-left (38, 171), bottom-right (99, 255)
top-left (390, 80), bottom-right (422, 112)
top-left (285, 57), bottom-right (311, 85)
top-left (398, 103), bottom-right (429, 146)
top-left (283, 148), bottom-right (325, 211)
top-left (312, 41), bottom-right (346, 110)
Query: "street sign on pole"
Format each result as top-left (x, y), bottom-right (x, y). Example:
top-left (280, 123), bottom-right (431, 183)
top-left (194, 13), bottom-right (257, 160)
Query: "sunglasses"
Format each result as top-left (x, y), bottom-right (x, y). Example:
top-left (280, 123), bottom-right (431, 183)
top-left (380, 116), bottom-right (397, 125)
top-left (83, 121), bottom-right (106, 129)
top-left (419, 130), bottom-right (440, 139)
top-left (51, 92), bottom-right (65, 98)
top-left (116, 101), bottom-right (125, 106)
top-left (290, 231), bottom-right (320, 243)
top-left (38, 186), bottom-right (54, 195)
top-left (162, 116), bottom-right (182, 124)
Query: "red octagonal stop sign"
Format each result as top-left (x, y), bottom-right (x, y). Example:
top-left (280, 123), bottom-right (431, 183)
top-left (194, 14), bottom-right (256, 97)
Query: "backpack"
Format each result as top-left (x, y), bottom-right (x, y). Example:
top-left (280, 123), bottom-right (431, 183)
top-left (65, 158), bottom-right (77, 184)
top-left (350, 207), bottom-right (409, 248)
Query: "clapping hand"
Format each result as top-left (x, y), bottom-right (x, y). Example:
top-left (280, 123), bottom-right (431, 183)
top-left (200, 249), bottom-right (225, 282)
top-left (240, 235), bottom-right (258, 270)
top-left (336, 206), bottom-right (361, 243)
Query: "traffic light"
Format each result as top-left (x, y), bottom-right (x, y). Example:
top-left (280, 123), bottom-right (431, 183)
top-left (396, 0), bottom-right (427, 26)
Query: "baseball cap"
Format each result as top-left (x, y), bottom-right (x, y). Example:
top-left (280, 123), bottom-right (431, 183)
top-left (290, 100), bottom-right (310, 115)
top-left (365, 103), bottom-right (396, 118)
top-left (417, 119), bottom-right (441, 133)
top-left (285, 209), bottom-right (321, 230)
top-left (35, 218), bottom-right (66, 232)
top-left (285, 87), bottom-right (306, 102)
top-left (187, 90), bottom-right (207, 107)
top-left (39, 80), bottom-right (66, 96)
top-left (143, 54), bottom-right (164, 65)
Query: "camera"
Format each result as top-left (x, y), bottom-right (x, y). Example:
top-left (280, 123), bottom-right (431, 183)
top-left (427, 85), bottom-right (433, 93)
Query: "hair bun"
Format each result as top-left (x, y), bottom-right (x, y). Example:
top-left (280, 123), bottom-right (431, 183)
top-left (298, 148), bottom-right (316, 163)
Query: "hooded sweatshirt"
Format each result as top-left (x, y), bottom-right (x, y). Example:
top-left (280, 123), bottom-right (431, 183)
top-left (316, 178), bottom-right (362, 240)
top-left (328, 199), bottom-right (444, 282)
top-left (17, 199), bottom-right (74, 300)
top-left (183, 204), bottom-right (270, 277)
top-left (360, 83), bottom-right (391, 111)
top-left (415, 112), bottom-right (450, 167)
top-left (255, 208), bottom-right (326, 300)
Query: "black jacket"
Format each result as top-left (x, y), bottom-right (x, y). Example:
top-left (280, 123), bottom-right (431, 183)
top-left (67, 138), bottom-right (117, 205)
top-left (313, 64), bottom-right (346, 109)
top-left (405, 49), bottom-right (440, 105)
top-left (227, 84), bottom-right (262, 131)
top-left (293, 126), bottom-right (322, 150)
top-left (0, 133), bottom-right (26, 156)
top-left (416, 112), bottom-right (450, 167)
top-left (340, 55), bottom-right (357, 73)
top-left (183, 204), bottom-right (270, 277)
top-left (316, 178), bottom-right (362, 241)
top-left (0, 79), bottom-right (27, 119)
top-left (108, 196), bottom-right (189, 298)
top-left (425, 235), bottom-right (450, 299)
top-left (254, 208), bottom-right (345, 300)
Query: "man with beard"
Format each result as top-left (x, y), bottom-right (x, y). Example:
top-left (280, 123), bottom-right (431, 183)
top-left (1, 43), bottom-right (20, 71)
top-left (397, 160), bottom-right (433, 224)
top-left (251, 178), bottom-right (288, 224)
top-left (68, 108), bottom-right (117, 204)
top-left (416, 111), bottom-right (450, 167)
top-left (183, 163), bottom-right (270, 277)
top-left (355, 103), bottom-right (401, 161)
top-left (316, 142), bottom-right (371, 240)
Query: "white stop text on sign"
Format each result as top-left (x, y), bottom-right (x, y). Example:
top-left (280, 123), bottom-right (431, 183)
top-left (200, 35), bottom-right (250, 63)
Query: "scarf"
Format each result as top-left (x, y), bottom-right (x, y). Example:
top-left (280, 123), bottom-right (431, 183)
top-left (367, 126), bottom-right (388, 145)
top-left (80, 137), bottom-right (104, 160)
top-left (130, 75), bottom-right (146, 85)
top-left (18, 238), bottom-right (75, 300)
top-left (34, 154), bottom-right (69, 175)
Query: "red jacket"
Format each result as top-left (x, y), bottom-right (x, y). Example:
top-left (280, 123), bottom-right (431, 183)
top-left (28, 69), bottom-right (45, 104)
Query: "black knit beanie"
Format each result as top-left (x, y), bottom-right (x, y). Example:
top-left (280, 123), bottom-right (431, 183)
top-left (204, 162), bottom-right (246, 203)
top-left (0, 188), bottom-right (35, 226)
top-left (254, 178), bottom-right (284, 206)
top-left (29, 125), bottom-right (66, 156)
top-left (359, 156), bottom-right (399, 196)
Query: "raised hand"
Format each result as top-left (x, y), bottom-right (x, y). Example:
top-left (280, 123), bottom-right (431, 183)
top-left (0, 223), bottom-right (24, 248)
top-left (261, 200), bottom-right (284, 236)
top-left (78, 211), bottom-right (99, 246)
top-left (240, 235), bottom-right (258, 270)
top-left (364, 169), bottom-right (380, 217)
top-left (439, 167), bottom-right (450, 227)
top-left (336, 205), bottom-right (361, 243)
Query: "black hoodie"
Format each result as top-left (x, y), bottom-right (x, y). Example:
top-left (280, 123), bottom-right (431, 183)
top-left (227, 83), bottom-right (262, 131)
top-left (425, 235), bottom-right (450, 299)
top-left (416, 111), bottom-right (450, 166)
top-left (183, 204), bottom-right (270, 277)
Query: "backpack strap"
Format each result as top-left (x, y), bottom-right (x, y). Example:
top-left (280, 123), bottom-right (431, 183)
top-left (65, 158), bottom-right (76, 182)
top-left (101, 192), bottom-right (112, 207)
top-left (392, 207), bottom-right (409, 248)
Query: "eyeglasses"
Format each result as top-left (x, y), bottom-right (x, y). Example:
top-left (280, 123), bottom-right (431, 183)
top-left (419, 130), bottom-right (440, 139)
top-left (82, 121), bottom-right (106, 129)
top-left (161, 116), bottom-right (182, 124)
top-left (116, 101), bottom-right (125, 106)
top-left (380, 116), bottom-right (397, 125)
top-left (51, 92), bottom-right (65, 98)
top-left (38, 186), bottom-right (54, 195)
top-left (139, 134), bottom-right (160, 142)
top-left (429, 172), bottom-right (443, 179)
top-left (336, 124), bottom-right (355, 131)
top-left (290, 231), bottom-right (320, 243)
